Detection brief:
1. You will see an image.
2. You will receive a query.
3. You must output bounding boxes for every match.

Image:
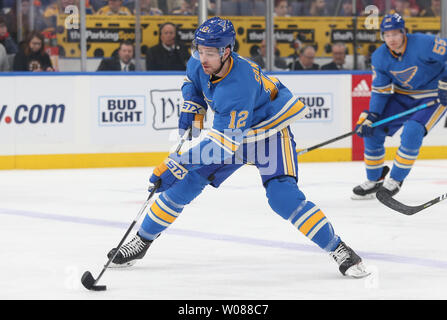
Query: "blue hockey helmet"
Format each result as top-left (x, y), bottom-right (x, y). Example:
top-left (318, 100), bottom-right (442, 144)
top-left (192, 17), bottom-right (236, 59)
top-left (380, 13), bottom-right (405, 37)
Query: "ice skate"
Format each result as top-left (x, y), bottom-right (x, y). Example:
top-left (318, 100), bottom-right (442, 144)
top-left (377, 177), bottom-right (403, 197)
top-left (351, 166), bottom-right (390, 200)
top-left (330, 241), bottom-right (370, 278)
top-left (107, 233), bottom-right (153, 268)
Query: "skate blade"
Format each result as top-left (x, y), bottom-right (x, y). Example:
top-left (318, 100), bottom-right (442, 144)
top-left (344, 262), bottom-right (371, 279)
top-left (351, 193), bottom-right (376, 200)
top-left (108, 260), bottom-right (137, 268)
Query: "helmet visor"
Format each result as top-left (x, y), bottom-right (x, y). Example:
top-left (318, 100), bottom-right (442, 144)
top-left (191, 40), bottom-right (226, 60)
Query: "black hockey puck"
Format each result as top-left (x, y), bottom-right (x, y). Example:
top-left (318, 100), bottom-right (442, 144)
top-left (81, 271), bottom-right (107, 291)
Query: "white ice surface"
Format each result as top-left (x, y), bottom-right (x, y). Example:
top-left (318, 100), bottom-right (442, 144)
top-left (1, 160), bottom-right (447, 300)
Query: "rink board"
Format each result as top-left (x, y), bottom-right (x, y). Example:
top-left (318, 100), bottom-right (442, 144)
top-left (0, 72), bottom-right (445, 169)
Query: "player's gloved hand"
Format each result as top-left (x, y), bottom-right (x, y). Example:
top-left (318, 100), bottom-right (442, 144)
top-left (438, 79), bottom-right (447, 106)
top-left (179, 101), bottom-right (206, 140)
top-left (355, 110), bottom-right (379, 137)
top-left (148, 157), bottom-right (189, 193)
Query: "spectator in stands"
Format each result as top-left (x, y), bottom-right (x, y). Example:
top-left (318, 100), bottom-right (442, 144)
top-left (145, 22), bottom-right (190, 71)
top-left (288, 0), bottom-right (306, 15)
top-left (288, 35), bottom-right (302, 65)
top-left (97, 40), bottom-right (135, 71)
top-left (416, 0), bottom-right (430, 11)
top-left (250, 39), bottom-right (288, 71)
top-left (419, 0), bottom-right (440, 16)
top-left (137, 0), bottom-right (163, 15)
top-left (90, 0), bottom-right (107, 12)
top-left (307, 0), bottom-right (330, 16)
top-left (389, 0), bottom-right (412, 17)
top-left (274, 0), bottom-right (290, 17)
top-left (0, 15), bottom-right (18, 54)
top-left (365, 0), bottom-right (419, 16)
top-left (289, 45), bottom-right (319, 70)
top-left (321, 42), bottom-right (346, 70)
top-left (339, 0), bottom-right (355, 16)
top-left (96, 0), bottom-right (132, 15)
top-left (3, 0), bottom-right (46, 41)
top-left (171, 0), bottom-right (197, 15)
top-left (363, 43), bottom-right (377, 70)
top-left (0, 43), bottom-right (9, 71)
top-left (13, 31), bottom-right (54, 71)
top-left (401, 0), bottom-right (421, 16)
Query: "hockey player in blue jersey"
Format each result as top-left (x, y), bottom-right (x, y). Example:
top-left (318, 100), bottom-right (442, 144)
top-left (108, 17), bottom-right (369, 278)
top-left (353, 13), bottom-right (447, 199)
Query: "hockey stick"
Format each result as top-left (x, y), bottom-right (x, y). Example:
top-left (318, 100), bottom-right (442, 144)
top-left (81, 128), bottom-right (191, 291)
top-left (297, 99), bottom-right (438, 156)
top-left (376, 190), bottom-right (447, 215)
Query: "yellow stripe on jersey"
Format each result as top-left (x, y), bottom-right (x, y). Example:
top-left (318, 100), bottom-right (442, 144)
top-left (280, 128), bottom-right (295, 177)
top-left (394, 87), bottom-right (437, 95)
top-left (425, 105), bottom-right (446, 132)
top-left (261, 74), bottom-right (279, 100)
top-left (372, 86), bottom-right (393, 94)
top-left (207, 130), bottom-right (240, 153)
top-left (249, 99), bottom-right (306, 135)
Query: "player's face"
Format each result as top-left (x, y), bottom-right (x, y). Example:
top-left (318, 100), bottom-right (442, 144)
top-left (197, 45), bottom-right (223, 75)
top-left (383, 29), bottom-right (405, 52)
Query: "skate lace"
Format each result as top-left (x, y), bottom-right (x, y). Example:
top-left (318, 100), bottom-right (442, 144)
top-left (359, 179), bottom-right (377, 190)
top-left (383, 178), bottom-right (400, 191)
top-left (330, 245), bottom-right (350, 266)
top-left (119, 236), bottom-right (147, 258)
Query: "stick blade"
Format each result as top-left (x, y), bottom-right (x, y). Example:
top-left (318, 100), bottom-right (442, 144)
top-left (81, 271), bottom-right (107, 291)
top-left (376, 190), bottom-right (421, 215)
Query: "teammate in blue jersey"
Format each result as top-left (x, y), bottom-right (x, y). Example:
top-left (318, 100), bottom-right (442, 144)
top-left (108, 17), bottom-right (369, 278)
top-left (352, 13), bottom-right (447, 199)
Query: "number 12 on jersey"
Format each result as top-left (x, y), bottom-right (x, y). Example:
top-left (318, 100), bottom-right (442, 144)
top-left (229, 110), bottom-right (249, 129)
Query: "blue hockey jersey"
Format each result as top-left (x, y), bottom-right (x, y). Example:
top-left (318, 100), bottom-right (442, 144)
top-left (177, 52), bottom-right (308, 166)
top-left (370, 33), bottom-right (447, 114)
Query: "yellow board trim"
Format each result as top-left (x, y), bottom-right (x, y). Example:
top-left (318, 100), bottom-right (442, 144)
top-left (1, 146), bottom-right (446, 170)
top-left (0, 152), bottom-right (168, 170)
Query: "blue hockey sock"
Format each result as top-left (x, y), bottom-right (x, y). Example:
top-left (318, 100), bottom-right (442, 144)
top-left (266, 176), bottom-right (341, 251)
top-left (391, 120), bottom-right (425, 182)
top-left (138, 171), bottom-right (210, 240)
top-left (138, 192), bottom-right (184, 240)
top-left (364, 129), bottom-right (386, 181)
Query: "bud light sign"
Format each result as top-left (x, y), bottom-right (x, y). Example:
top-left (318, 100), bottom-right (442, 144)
top-left (98, 96), bottom-right (145, 126)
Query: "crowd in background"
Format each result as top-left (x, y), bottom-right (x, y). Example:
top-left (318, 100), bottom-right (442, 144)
top-left (0, 0), bottom-right (443, 72)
